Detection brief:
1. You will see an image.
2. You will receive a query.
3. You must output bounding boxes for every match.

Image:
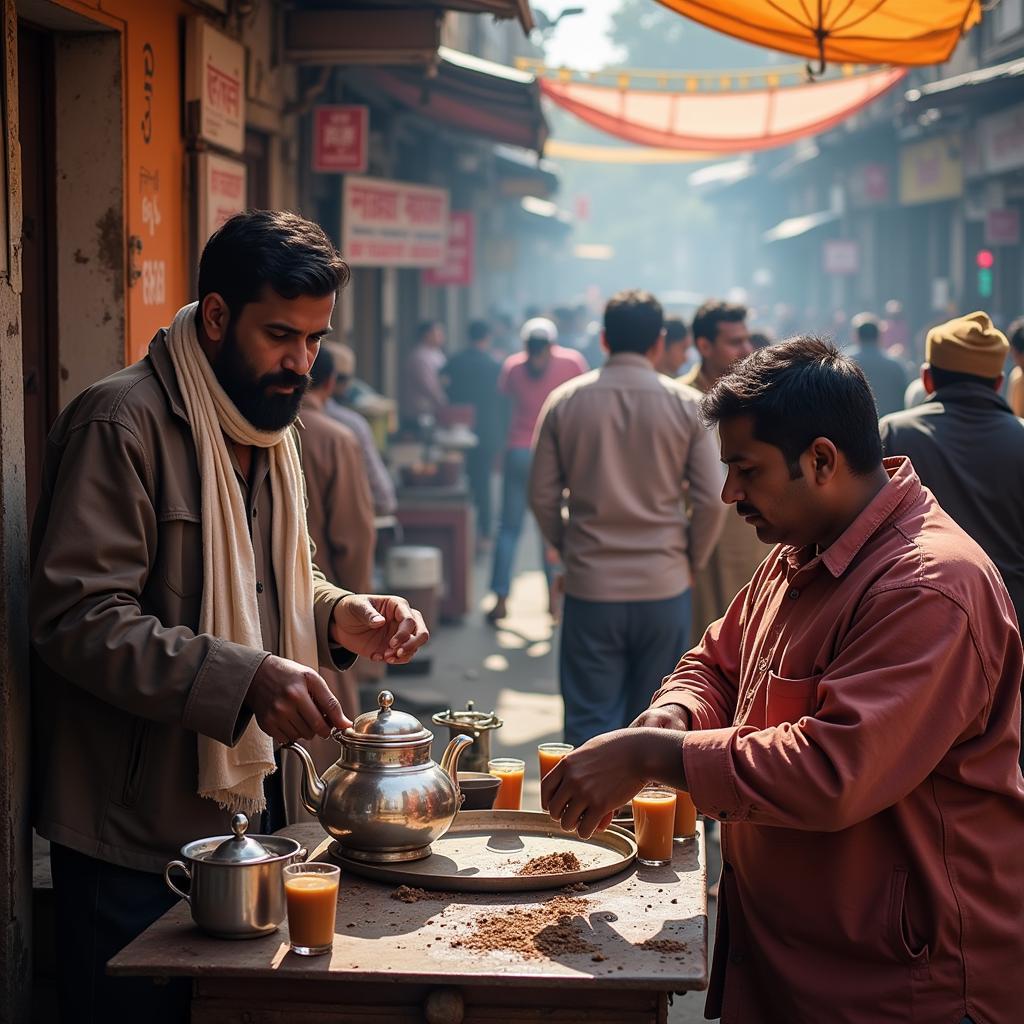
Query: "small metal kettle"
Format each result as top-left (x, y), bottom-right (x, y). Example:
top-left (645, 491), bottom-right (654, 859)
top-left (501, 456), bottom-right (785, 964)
top-left (283, 690), bottom-right (472, 863)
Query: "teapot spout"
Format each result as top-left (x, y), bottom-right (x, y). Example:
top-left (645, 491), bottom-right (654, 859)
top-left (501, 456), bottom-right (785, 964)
top-left (282, 742), bottom-right (326, 817)
top-left (439, 734), bottom-right (473, 798)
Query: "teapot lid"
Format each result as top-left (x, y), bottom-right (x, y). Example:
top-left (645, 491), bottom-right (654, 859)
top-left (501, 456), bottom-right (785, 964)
top-left (345, 691), bottom-right (433, 746)
top-left (205, 814), bottom-right (274, 864)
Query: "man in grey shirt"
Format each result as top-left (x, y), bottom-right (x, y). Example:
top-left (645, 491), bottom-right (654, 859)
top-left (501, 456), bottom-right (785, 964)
top-left (529, 290), bottom-right (726, 745)
top-left (845, 312), bottom-right (907, 417)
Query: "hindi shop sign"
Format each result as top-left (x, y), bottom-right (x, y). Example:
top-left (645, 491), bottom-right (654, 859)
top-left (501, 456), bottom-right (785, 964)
top-left (198, 153), bottom-right (247, 248)
top-left (186, 19), bottom-right (245, 153)
top-left (424, 211), bottom-right (475, 287)
top-left (342, 176), bottom-right (449, 268)
top-left (313, 106), bottom-right (369, 174)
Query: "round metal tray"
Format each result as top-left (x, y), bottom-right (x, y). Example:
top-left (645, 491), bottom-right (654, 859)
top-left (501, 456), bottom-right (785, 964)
top-left (328, 810), bottom-right (637, 892)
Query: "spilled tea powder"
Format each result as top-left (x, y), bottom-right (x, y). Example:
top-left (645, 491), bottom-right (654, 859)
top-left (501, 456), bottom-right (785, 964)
top-left (638, 938), bottom-right (689, 954)
top-left (516, 852), bottom-right (582, 876)
top-left (451, 895), bottom-right (594, 959)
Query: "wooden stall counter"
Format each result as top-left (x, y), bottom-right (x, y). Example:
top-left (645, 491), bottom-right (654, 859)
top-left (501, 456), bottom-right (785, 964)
top-left (109, 823), bottom-right (708, 1024)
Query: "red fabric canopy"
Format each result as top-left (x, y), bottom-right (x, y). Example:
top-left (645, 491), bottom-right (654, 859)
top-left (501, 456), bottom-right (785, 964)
top-left (540, 67), bottom-right (906, 152)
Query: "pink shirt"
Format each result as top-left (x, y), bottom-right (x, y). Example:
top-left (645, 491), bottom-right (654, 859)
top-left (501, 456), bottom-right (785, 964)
top-left (498, 346), bottom-right (588, 450)
top-left (652, 457), bottom-right (1024, 1023)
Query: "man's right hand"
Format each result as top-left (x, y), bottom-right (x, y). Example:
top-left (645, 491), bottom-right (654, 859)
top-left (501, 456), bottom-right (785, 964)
top-left (245, 655), bottom-right (352, 743)
top-left (630, 703), bottom-right (690, 731)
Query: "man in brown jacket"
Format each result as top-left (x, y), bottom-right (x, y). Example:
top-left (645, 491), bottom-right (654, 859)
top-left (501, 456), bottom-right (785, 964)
top-left (300, 343), bottom-right (376, 718)
top-left (29, 211), bottom-right (428, 1023)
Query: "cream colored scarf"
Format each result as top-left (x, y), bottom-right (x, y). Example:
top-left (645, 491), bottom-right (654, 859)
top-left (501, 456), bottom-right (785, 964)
top-left (166, 302), bottom-right (318, 814)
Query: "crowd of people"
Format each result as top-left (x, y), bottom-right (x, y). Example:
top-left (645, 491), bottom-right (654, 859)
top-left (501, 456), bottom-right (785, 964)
top-left (26, 207), bottom-right (1024, 1024)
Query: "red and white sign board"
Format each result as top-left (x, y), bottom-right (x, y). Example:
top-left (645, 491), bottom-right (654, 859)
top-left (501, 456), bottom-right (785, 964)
top-left (985, 208), bottom-right (1021, 246)
top-left (424, 211), bottom-right (475, 287)
top-left (823, 238), bottom-right (859, 275)
top-left (342, 176), bottom-right (448, 268)
top-left (313, 106), bottom-right (369, 174)
top-left (198, 153), bottom-right (247, 247)
top-left (186, 18), bottom-right (245, 153)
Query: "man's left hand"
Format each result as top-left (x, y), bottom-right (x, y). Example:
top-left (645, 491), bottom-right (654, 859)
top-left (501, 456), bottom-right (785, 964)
top-left (541, 728), bottom-right (688, 840)
top-left (330, 594), bottom-right (429, 665)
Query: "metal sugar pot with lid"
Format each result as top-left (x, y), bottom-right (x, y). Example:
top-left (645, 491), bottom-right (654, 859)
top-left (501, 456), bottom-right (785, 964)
top-left (432, 700), bottom-right (503, 775)
top-left (283, 690), bottom-right (473, 863)
top-left (163, 813), bottom-right (305, 939)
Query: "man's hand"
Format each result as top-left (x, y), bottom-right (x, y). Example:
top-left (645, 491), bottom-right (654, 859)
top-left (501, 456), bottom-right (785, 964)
top-left (330, 594), bottom-right (429, 665)
top-left (540, 728), bottom-right (689, 840)
top-left (246, 655), bottom-right (351, 743)
top-left (630, 703), bottom-right (690, 731)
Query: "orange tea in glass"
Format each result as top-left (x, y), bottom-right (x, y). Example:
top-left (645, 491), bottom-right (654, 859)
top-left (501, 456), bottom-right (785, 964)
top-left (632, 787), bottom-right (676, 866)
top-left (488, 757), bottom-right (525, 810)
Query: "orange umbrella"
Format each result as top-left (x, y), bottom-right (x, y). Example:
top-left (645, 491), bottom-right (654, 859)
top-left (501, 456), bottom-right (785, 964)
top-left (655, 0), bottom-right (981, 69)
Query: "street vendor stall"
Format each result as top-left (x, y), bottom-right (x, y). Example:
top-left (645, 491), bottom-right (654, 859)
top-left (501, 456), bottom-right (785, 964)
top-left (108, 693), bottom-right (707, 1023)
top-left (109, 821), bottom-right (707, 1023)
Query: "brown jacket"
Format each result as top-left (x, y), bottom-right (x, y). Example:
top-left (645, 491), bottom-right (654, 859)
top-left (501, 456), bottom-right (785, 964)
top-left (299, 398), bottom-right (375, 596)
top-left (29, 331), bottom-right (353, 873)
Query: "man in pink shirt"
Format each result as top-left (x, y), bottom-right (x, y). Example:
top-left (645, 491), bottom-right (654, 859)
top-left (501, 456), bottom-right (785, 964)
top-left (487, 318), bottom-right (588, 622)
top-left (542, 337), bottom-right (1024, 1023)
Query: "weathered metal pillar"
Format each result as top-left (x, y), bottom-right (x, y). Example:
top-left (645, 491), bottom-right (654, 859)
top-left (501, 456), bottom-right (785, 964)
top-left (0, 0), bottom-right (31, 1020)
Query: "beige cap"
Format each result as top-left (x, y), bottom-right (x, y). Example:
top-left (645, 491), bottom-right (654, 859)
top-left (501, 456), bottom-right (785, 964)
top-left (322, 341), bottom-right (355, 376)
top-left (926, 311), bottom-right (1008, 379)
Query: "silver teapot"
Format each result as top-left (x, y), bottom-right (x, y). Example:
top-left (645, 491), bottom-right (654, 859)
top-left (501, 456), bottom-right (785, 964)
top-left (283, 690), bottom-right (472, 863)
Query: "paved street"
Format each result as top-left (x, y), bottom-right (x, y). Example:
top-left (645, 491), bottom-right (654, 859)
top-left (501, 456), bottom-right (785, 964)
top-left (374, 517), bottom-right (719, 1022)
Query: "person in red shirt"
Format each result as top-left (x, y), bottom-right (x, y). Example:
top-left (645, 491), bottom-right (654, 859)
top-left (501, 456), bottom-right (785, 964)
top-left (487, 318), bottom-right (587, 623)
top-left (542, 337), bottom-right (1024, 1024)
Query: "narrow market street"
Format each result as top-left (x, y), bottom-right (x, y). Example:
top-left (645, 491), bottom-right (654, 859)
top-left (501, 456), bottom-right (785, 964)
top-left (380, 518), bottom-right (720, 1023)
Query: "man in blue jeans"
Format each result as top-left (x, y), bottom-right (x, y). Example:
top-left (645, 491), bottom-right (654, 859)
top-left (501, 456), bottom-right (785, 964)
top-left (487, 318), bottom-right (587, 623)
top-left (529, 291), bottom-right (726, 744)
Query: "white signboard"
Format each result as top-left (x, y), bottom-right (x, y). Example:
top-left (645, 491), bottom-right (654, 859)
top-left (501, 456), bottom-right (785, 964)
top-left (978, 101), bottom-right (1024, 177)
top-left (823, 238), bottom-right (859, 275)
top-left (186, 19), bottom-right (245, 153)
top-left (342, 176), bottom-right (449, 268)
top-left (198, 153), bottom-right (247, 247)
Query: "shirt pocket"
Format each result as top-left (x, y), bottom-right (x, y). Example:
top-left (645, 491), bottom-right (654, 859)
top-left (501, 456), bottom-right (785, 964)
top-left (155, 510), bottom-right (203, 599)
top-left (887, 867), bottom-right (930, 970)
top-left (764, 671), bottom-right (820, 728)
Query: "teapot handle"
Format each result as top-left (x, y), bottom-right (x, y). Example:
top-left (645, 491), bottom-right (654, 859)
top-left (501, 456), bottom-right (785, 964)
top-left (164, 860), bottom-right (192, 903)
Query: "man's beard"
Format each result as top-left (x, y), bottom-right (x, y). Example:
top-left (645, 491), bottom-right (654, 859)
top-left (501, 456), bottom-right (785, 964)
top-left (212, 322), bottom-right (310, 431)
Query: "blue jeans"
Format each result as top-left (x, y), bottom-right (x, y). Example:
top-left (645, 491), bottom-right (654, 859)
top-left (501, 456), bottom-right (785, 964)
top-left (490, 447), bottom-right (554, 598)
top-left (560, 589), bottom-right (691, 747)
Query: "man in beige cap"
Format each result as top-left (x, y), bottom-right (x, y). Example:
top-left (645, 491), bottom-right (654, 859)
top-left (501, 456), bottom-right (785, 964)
top-left (881, 311), bottom-right (1024, 762)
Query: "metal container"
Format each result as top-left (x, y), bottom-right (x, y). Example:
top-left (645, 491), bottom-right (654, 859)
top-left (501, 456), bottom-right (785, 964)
top-left (283, 690), bottom-right (473, 864)
top-left (433, 701), bottom-right (503, 775)
top-left (163, 814), bottom-right (305, 939)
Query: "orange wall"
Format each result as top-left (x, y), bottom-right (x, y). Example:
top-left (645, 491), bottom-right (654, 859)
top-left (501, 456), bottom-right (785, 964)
top-left (51, 0), bottom-right (194, 364)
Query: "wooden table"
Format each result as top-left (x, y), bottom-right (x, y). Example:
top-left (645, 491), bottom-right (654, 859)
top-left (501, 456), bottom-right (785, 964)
top-left (109, 823), bottom-right (708, 1024)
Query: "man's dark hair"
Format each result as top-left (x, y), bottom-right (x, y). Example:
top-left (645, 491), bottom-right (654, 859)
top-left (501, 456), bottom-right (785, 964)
top-left (469, 319), bottom-right (491, 344)
top-left (929, 366), bottom-right (1000, 391)
top-left (603, 289), bottom-right (664, 355)
top-left (664, 316), bottom-right (689, 344)
top-left (1008, 316), bottom-right (1024, 355)
top-left (198, 209), bottom-right (348, 317)
top-left (701, 336), bottom-right (883, 477)
top-left (309, 344), bottom-right (335, 390)
top-left (417, 320), bottom-right (439, 342)
top-left (691, 300), bottom-right (747, 344)
top-left (852, 313), bottom-right (881, 344)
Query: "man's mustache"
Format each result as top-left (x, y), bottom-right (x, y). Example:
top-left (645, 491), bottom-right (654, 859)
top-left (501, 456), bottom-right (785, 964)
top-left (736, 502), bottom-right (761, 518)
top-left (260, 370), bottom-right (310, 390)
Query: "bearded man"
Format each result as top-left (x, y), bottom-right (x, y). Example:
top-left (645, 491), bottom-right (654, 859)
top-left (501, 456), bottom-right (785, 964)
top-left (29, 210), bottom-right (428, 1023)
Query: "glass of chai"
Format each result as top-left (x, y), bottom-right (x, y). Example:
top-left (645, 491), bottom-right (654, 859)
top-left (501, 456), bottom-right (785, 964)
top-left (673, 789), bottom-right (698, 840)
top-left (284, 862), bottom-right (340, 956)
top-left (632, 787), bottom-right (677, 867)
top-left (537, 742), bottom-right (573, 779)
top-left (487, 757), bottom-right (526, 810)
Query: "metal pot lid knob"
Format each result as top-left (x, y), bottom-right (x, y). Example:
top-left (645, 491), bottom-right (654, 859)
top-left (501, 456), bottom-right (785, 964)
top-left (347, 690), bottom-right (433, 744)
top-left (207, 813), bottom-right (273, 864)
